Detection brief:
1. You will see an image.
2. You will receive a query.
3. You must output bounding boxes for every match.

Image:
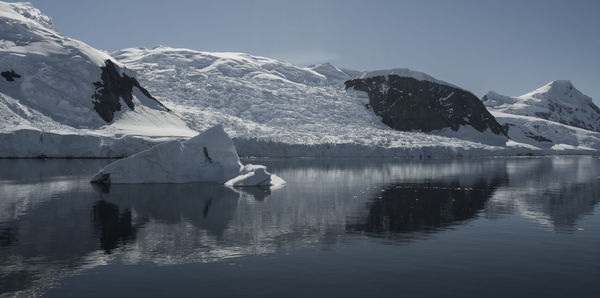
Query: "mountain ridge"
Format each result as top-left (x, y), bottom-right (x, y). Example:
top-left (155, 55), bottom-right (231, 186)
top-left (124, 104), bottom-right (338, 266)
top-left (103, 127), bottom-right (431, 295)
top-left (1, 1), bottom-right (599, 157)
top-left (483, 80), bottom-right (600, 132)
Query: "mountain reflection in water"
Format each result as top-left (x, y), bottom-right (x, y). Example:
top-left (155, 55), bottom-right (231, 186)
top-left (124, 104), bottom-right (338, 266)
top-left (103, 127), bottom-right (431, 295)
top-left (346, 179), bottom-right (503, 237)
top-left (0, 157), bottom-right (599, 297)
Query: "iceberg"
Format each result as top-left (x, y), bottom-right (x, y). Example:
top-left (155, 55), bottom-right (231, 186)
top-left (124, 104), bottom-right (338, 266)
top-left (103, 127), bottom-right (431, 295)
top-left (225, 164), bottom-right (286, 187)
top-left (90, 125), bottom-right (285, 186)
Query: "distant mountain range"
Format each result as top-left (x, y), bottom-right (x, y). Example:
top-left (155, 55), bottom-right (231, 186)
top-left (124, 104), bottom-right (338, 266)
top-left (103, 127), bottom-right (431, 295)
top-left (1, 1), bottom-right (599, 157)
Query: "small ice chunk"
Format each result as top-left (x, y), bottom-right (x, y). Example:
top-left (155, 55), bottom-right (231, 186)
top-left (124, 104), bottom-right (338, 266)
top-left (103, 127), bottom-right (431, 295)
top-left (225, 164), bottom-right (286, 187)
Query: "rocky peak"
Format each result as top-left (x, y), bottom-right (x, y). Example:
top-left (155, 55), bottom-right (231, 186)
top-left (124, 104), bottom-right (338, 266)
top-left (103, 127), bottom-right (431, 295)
top-left (522, 80), bottom-right (591, 103)
top-left (92, 60), bottom-right (170, 122)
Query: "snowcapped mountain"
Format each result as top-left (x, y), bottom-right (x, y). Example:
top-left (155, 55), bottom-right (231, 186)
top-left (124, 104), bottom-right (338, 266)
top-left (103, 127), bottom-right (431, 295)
top-left (1, 1), bottom-right (598, 157)
top-left (482, 81), bottom-right (600, 153)
top-left (113, 46), bottom-right (523, 157)
top-left (0, 1), bottom-right (195, 157)
top-left (483, 80), bottom-right (600, 132)
top-left (4, 1), bottom-right (502, 158)
top-left (345, 74), bottom-right (508, 145)
top-left (0, 2), bottom-right (190, 132)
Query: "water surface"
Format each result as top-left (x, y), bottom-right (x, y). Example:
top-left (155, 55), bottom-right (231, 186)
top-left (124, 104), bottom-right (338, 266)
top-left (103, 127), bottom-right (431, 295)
top-left (0, 157), bottom-right (599, 297)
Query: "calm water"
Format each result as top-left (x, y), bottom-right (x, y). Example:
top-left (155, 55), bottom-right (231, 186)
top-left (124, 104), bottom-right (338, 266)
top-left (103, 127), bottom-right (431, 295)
top-left (0, 157), bottom-right (599, 297)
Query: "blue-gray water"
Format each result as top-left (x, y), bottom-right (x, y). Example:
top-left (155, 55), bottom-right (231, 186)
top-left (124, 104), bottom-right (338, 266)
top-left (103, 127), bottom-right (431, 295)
top-left (0, 157), bottom-right (599, 297)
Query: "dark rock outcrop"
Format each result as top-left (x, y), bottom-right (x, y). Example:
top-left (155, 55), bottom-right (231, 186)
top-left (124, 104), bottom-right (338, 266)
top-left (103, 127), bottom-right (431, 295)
top-left (1, 69), bottom-right (21, 81)
top-left (345, 75), bottom-right (507, 136)
top-left (523, 130), bottom-right (552, 143)
top-left (92, 60), bottom-right (170, 122)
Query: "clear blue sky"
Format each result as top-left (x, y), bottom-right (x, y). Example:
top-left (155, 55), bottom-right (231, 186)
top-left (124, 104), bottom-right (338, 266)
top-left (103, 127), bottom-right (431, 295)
top-left (21, 0), bottom-right (600, 103)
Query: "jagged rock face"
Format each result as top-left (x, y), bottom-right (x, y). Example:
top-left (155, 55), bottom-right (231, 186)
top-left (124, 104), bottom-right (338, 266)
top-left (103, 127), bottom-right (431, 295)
top-left (92, 60), bottom-right (170, 122)
top-left (345, 75), bottom-right (507, 135)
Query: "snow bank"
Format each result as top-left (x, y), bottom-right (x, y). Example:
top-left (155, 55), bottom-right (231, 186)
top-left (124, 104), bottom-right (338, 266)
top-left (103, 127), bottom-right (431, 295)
top-left (90, 125), bottom-right (285, 185)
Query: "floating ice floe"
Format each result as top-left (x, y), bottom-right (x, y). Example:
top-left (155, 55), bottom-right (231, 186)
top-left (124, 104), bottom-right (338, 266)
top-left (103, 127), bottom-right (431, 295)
top-left (90, 125), bottom-right (285, 186)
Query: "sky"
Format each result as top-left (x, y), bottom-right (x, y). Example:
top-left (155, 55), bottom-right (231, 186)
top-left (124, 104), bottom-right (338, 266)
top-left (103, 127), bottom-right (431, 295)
top-left (21, 0), bottom-right (600, 103)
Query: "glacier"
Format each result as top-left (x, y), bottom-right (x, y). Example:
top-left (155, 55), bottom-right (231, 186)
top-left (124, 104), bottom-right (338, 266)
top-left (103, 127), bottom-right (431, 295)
top-left (111, 46), bottom-right (534, 157)
top-left (0, 1), bottom-right (599, 159)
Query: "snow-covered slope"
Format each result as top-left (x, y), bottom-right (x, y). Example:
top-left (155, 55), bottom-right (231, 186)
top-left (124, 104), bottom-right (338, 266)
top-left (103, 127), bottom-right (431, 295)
top-left (482, 81), bottom-right (600, 153)
top-left (491, 111), bottom-right (600, 154)
top-left (0, 1), bottom-right (107, 127)
top-left (0, 1), bottom-right (194, 157)
top-left (113, 46), bottom-right (532, 157)
top-left (0, 2), bottom-right (188, 129)
top-left (483, 80), bottom-right (600, 132)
